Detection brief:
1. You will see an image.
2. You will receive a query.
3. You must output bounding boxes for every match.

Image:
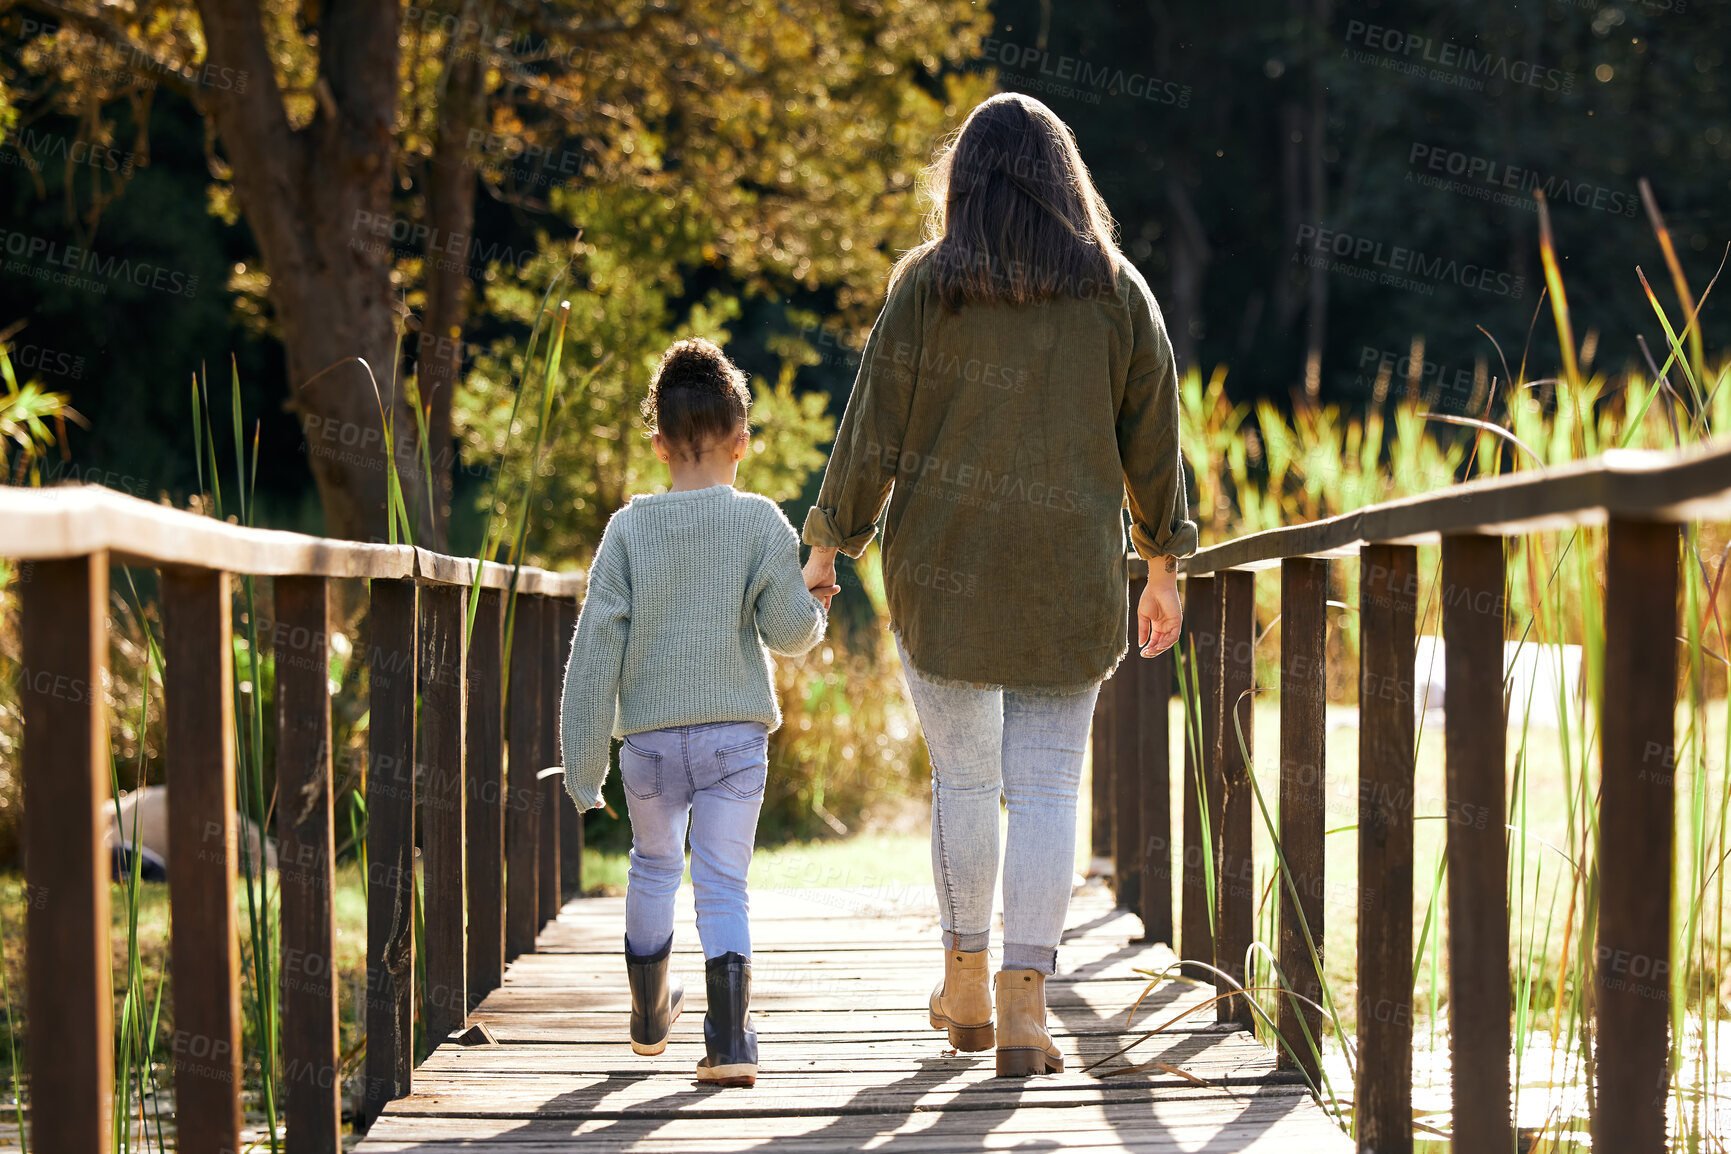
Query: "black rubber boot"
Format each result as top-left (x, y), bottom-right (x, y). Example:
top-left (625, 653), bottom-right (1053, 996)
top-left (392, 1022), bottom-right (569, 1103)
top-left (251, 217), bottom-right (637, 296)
top-left (696, 952), bottom-right (757, 1087)
top-left (625, 935), bottom-right (684, 1056)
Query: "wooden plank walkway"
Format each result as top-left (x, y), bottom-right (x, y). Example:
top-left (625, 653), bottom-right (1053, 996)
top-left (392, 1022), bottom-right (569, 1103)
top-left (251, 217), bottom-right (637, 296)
top-left (357, 884), bottom-right (1351, 1152)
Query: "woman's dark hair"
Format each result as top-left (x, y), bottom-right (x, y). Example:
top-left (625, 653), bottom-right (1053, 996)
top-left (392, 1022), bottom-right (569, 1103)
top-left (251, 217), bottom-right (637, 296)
top-left (642, 337), bottom-right (751, 458)
top-left (891, 93), bottom-right (1121, 309)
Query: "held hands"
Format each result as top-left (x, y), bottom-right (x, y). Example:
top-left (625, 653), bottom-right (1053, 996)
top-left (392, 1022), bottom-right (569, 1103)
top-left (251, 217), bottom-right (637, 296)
top-left (1138, 560), bottom-right (1183, 657)
top-left (804, 546), bottom-right (841, 610)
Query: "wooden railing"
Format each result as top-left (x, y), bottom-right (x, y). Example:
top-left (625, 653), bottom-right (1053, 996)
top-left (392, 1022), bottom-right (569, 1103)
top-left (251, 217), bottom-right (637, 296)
top-left (2, 483), bottom-right (586, 1153)
top-left (11, 439), bottom-right (1731, 1152)
top-left (1091, 440), bottom-right (1731, 1154)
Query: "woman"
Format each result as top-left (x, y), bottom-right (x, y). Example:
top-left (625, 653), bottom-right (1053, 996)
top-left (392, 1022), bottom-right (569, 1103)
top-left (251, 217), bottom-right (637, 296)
top-left (801, 93), bottom-right (1197, 1077)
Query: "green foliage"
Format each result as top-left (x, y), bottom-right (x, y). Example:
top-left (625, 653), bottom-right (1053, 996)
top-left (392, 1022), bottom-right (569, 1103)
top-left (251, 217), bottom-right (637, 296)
top-left (760, 546), bottom-right (930, 842)
top-left (0, 341), bottom-right (82, 484)
top-left (458, 188), bottom-right (839, 562)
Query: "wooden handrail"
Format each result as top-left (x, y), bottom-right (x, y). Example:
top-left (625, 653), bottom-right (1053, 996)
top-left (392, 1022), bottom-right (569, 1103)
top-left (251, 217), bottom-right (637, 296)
top-left (11, 435), bottom-right (1728, 1152)
top-left (4, 480), bottom-right (588, 1152)
top-left (1093, 438), bottom-right (1726, 1154)
top-left (0, 483), bottom-right (586, 596)
top-left (1180, 440), bottom-right (1731, 576)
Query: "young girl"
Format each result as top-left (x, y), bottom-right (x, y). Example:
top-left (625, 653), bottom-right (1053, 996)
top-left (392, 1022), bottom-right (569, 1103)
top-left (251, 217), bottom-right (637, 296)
top-left (560, 337), bottom-right (832, 1088)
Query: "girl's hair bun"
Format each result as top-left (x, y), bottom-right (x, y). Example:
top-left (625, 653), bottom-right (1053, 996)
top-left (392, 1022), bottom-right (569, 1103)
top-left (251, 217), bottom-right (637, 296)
top-left (642, 337), bottom-right (751, 456)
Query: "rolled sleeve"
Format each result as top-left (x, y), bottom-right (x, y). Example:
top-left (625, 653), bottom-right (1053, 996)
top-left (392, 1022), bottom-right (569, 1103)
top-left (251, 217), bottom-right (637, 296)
top-left (800, 504), bottom-right (878, 556)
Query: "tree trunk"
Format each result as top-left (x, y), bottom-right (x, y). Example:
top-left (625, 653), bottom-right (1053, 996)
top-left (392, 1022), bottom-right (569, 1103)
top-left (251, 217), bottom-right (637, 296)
top-left (416, 0), bottom-right (494, 546)
top-left (1146, 1), bottom-right (1208, 377)
top-left (1164, 172), bottom-right (1211, 376)
top-left (1301, 0), bottom-right (1332, 400)
top-left (195, 0), bottom-right (431, 545)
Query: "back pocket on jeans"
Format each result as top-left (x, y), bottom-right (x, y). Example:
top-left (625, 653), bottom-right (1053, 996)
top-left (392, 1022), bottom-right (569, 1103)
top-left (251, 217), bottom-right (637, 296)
top-left (620, 736), bottom-right (663, 800)
top-left (714, 737), bottom-right (768, 799)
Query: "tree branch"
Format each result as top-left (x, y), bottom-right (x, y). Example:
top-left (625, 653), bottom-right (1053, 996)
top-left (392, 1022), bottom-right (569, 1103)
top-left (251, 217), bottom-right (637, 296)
top-left (192, 0), bottom-right (307, 298)
top-left (495, 1), bottom-right (683, 57)
top-left (192, 0), bottom-right (295, 153)
top-left (9, 0), bottom-right (204, 103)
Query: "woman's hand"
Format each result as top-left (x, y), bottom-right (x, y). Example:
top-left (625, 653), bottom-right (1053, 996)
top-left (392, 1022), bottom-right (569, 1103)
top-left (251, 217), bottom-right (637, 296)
top-left (804, 546), bottom-right (841, 610)
top-left (1139, 561), bottom-right (1183, 657)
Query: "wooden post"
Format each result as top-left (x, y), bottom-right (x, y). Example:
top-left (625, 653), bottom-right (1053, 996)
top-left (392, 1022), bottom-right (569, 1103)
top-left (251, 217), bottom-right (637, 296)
top-left (506, 593), bottom-right (543, 960)
top-left (1442, 535), bottom-right (1513, 1151)
top-left (556, 597), bottom-right (584, 898)
top-left (538, 596), bottom-right (562, 927)
top-left (1356, 543), bottom-right (1417, 1154)
top-left (420, 583), bottom-right (467, 1045)
top-left (1594, 518), bottom-right (1679, 1154)
top-left (274, 575), bottom-right (339, 1153)
top-left (1090, 661), bottom-right (1115, 868)
top-left (1179, 573), bottom-right (1216, 979)
top-left (1137, 646), bottom-right (1174, 945)
top-left (466, 588), bottom-right (506, 1009)
top-left (162, 568), bottom-right (243, 1154)
top-left (1277, 557), bottom-right (1328, 1081)
top-left (1216, 568), bottom-right (1255, 1028)
top-left (364, 578), bottom-right (417, 1125)
top-left (1112, 578), bottom-right (1144, 911)
top-left (19, 554), bottom-right (112, 1154)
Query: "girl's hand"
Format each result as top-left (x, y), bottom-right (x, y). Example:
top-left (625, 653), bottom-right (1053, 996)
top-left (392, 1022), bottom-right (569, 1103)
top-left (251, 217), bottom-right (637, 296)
top-left (804, 546), bottom-right (840, 609)
top-left (1139, 561), bottom-right (1183, 657)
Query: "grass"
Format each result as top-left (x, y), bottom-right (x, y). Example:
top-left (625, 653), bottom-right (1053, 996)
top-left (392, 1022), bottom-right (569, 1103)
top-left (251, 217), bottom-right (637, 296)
top-left (577, 832), bottom-right (943, 911)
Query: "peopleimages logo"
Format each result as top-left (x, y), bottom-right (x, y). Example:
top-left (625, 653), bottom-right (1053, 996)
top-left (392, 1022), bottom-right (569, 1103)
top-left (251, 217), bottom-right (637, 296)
top-left (1355, 345), bottom-right (1478, 399)
top-left (349, 211), bottom-right (537, 277)
top-left (0, 127), bottom-right (136, 175)
top-left (1293, 224), bottom-right (1525, 300)
top-left (1407, 143), bottom-right (1638, 217)
top-left (1342, 20), bottom-right (1573, 95)
top-left (0, 228), bottom-right (198, 298)
top-left (978, 38), bottom-right (1191, 108)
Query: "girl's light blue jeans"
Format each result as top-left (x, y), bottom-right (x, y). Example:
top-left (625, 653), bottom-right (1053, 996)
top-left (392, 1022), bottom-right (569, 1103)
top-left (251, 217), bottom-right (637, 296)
top-left (896, 639), bottom-right (1101, 975)
top-left (619, 720), bottom-right (769, 959)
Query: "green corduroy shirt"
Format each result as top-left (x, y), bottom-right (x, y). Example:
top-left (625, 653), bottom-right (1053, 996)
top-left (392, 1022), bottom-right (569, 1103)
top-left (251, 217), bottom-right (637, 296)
top-left (801, 254), bottom-right (1198, 692)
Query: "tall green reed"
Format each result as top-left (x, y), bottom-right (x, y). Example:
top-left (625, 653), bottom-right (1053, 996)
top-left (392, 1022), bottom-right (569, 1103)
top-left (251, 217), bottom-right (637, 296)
top-left (109, 577), bottom-right (169, 1153)
top-left (190, 357), bottom-right (281, 1149)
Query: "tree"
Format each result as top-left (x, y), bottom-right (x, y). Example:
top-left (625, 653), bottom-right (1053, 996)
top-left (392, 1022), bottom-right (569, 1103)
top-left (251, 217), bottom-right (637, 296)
top-left (3, 0), bottom-right (990, 545)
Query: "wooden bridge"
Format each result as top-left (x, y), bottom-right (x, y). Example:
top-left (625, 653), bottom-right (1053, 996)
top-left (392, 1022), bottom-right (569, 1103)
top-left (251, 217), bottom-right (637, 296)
top-left (6, 441), bottom-right (1731, 1152)
top-left (355, 885), bottom-right (1348, 1152)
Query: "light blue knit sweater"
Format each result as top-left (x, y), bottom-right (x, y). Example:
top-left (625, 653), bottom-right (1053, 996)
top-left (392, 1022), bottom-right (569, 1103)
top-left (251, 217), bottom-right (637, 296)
top-left (559, 485), bottom-right (828, 810)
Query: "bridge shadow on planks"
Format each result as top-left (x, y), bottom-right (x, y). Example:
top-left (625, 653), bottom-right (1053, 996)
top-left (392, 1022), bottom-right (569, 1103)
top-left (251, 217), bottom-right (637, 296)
top-left (354, 885), bottom-right (1351, 1152)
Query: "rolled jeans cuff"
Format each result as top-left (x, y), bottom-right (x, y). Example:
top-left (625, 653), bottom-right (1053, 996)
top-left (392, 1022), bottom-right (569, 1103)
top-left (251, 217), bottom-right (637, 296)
top-left (1002, 942), bottom-right (1057, 975)
top-left (942, 928), bottom-right (990, 953)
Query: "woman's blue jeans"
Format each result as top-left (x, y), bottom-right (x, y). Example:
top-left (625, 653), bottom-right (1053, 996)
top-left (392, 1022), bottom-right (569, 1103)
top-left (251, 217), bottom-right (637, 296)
top-left (619, 720), bottom-right (769, 959)
top-left (897, 640), bottom-right (1101, 975)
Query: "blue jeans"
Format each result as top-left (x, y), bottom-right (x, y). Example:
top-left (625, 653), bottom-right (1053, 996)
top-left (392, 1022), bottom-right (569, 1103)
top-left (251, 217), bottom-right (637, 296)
top-left (897, 640), bottom-right (1101, 975)
top-left (620, 720), bottom-right (769, 959)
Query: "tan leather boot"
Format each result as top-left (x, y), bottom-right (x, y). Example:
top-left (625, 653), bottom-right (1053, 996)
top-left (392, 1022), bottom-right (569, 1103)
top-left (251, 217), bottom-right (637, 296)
top-left (928, 948), bottom-right (994, 1051)
top-left (994, 968), bottom-right (1063, 1076)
